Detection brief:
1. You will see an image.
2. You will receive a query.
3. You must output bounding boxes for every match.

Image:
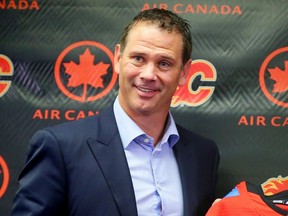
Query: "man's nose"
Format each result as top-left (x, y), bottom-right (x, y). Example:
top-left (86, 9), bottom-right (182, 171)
top-left (139, 63), bottom-right (157, 81)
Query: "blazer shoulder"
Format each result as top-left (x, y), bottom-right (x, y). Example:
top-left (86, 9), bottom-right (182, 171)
top-left (44, 105), bottom-right (115, 136)
top-left (31, 106), bottom-right (116, 148)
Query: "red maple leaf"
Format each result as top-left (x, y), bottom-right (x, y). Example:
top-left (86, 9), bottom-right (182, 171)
top-left (268, 60), bottom-right (288, 93)
top-left (63, 48), bottom-right (110, 89)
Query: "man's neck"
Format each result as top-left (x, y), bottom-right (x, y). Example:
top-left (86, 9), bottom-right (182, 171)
top-left (131, 112), bottom-right (168, 146)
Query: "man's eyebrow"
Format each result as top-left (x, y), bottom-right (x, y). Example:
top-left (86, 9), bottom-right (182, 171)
top-left (161, 55), bottom-right (175, 59)
top-left (158, 54), bottom-right (177, 62)
top-left (128, 50), bottom-right (176, 61)
top-left (129, 51), bottom-right (146, 56)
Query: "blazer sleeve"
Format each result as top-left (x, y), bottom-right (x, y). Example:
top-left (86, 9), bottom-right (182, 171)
top-left (11, 129), bottom-right (67, 216)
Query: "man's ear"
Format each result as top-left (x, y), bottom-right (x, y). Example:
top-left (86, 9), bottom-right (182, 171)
top-left (114, 44), bottom-right (121, 74)
top-left (178, 59), bottom-right (191, 86)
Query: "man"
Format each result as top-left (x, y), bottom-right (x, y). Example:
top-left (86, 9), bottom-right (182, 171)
top-left (11, 8), bottom-right (219, 216)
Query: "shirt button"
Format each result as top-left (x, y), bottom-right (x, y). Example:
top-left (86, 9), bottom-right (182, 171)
top-left (153, 151), bottom-right (159, 156)
top-left (144, 138), bottom-right (150, 143)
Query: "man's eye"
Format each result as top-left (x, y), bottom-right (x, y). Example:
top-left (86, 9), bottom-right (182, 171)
top-left (160, 61), bottom-right (170, 67)
top-left (134, 56), bottom-right (143, 62)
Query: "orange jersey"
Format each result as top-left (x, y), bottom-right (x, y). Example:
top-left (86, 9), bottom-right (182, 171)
top-left (206, 181), bottom-right (288, 216)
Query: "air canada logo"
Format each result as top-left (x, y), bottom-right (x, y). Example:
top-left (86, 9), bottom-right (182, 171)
top-left (0, 156), bottom-right (9, 198)
top-left (171, 59), bottom-right (217, 107)
top-left (259, 47), bottom-right (288, 108)
top-left (0, 0), bottom-right (40, 10)
top-left (54, 41), bottom-right (118, 102)
top-left (142, 3), bottom-right (242, 15)
top-left (0, 54), bottom-right (14, 97)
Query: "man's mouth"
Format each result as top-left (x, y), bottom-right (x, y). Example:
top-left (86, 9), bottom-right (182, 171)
top-left (136, 86), bottom-right (158, 93)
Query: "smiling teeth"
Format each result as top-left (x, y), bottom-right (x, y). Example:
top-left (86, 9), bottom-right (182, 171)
top-left (138, 87), bottom-right (155, 92)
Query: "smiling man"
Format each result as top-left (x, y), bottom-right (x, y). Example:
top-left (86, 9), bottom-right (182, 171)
top-left (11, 9), bottom-right (219, 216)
top-left (114, 20), bottom-right (190, 145)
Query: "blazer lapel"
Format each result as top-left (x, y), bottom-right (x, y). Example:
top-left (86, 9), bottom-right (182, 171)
top-left (173, 135), bottom-right (199, 216)
top-left (87, 106), bottom-right (138, 216)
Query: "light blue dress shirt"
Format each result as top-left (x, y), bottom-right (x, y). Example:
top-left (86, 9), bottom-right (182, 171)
top-left (113, 98), bottom-right (184, 216)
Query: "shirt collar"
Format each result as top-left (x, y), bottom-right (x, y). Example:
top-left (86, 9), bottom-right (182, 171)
top-left (113, 97), bottom-right (179, 149)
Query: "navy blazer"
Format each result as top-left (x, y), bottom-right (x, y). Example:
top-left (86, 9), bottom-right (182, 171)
top-left (11, 106), bottom-right (219, 216)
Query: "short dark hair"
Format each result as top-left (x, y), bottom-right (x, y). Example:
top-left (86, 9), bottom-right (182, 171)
top-left (119, 9), bottom-right (192, 65)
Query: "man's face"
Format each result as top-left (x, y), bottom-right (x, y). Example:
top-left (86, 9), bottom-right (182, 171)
top-left (114, 22), bottom-right (190, 117)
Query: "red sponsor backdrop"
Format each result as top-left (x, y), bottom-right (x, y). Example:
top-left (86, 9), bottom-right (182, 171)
top-left (1, 0), bottom-right (288, 215)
